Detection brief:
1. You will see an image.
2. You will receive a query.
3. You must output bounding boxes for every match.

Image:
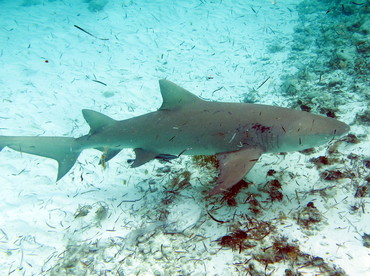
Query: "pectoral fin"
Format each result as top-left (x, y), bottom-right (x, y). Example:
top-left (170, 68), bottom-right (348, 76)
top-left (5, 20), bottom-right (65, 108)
top-left (209, 147), bottom-right (263, 196)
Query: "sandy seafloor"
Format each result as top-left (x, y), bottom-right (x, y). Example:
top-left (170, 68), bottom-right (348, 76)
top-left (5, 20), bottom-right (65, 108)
top-left (0, 0), bottom-right (369, 275)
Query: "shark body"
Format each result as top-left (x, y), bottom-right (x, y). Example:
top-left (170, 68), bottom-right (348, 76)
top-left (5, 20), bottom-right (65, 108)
top-left (0, 80), bottom-right (349, 195)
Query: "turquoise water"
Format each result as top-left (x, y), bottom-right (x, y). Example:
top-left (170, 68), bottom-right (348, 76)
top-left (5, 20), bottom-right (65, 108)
top-left (0, 0), bottom-right (369, 275)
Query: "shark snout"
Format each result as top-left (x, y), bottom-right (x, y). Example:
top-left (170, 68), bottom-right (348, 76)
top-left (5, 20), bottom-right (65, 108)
top-left (334, 120), bottom-right (350, 137)
top-left (311, 114), bottom-right (350, 138)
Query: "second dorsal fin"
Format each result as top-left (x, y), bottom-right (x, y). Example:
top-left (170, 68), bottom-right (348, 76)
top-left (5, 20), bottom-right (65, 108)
top-left (82, 109), bottom-right (116, 134)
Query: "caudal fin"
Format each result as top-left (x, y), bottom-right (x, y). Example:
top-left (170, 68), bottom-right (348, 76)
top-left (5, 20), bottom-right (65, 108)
top-left (0, 136), bottom-right (80, 180)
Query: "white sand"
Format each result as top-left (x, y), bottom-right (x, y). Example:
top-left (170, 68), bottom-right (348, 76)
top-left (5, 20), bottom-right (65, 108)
top-left (0, 0), bottom-right (369, 275)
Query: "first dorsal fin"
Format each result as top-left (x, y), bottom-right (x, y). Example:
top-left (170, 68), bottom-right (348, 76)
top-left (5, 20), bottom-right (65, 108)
top-left (82, 109), bottom-right (116, 134)
top-left (159, 79), bottom-right (203, 110)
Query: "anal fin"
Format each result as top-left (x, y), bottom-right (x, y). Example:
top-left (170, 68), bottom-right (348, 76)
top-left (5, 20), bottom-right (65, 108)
top-left (209, 147), bottom-right (262, 196)
top-left (98, 148), bottom-right (121, 165)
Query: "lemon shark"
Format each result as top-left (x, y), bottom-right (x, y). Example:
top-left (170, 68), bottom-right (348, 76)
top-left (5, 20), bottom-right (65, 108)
top-left (0, 80), bottom-right (349, 195)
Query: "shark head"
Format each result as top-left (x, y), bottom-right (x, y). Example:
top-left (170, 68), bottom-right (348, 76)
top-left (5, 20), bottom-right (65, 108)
top-left (276, 111), bottom-right (350, 152)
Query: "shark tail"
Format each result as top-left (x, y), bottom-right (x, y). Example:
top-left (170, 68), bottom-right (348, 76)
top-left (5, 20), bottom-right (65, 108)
top-left (0, 136), bottom-right (80, 180)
